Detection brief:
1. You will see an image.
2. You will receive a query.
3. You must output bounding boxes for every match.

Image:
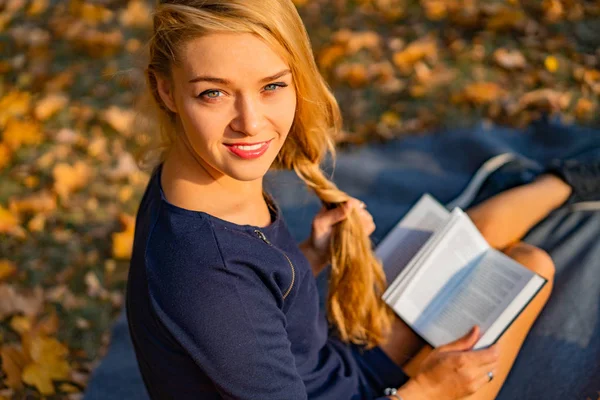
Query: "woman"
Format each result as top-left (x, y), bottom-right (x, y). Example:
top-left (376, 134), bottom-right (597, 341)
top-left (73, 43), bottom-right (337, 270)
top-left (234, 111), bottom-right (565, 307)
top-left (126, 0), bottom-right (592, 398)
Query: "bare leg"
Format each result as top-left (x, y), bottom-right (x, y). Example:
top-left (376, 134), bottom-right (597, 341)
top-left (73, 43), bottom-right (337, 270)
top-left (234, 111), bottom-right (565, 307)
top-left (380, 174), bottom-right (570, 372)
top-left (466, 174), bottom-right (571, 250)
top-left (402, 243), bottom-right (555, 400)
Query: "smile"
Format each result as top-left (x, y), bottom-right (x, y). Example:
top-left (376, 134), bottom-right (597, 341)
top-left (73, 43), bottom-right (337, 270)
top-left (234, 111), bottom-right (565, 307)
top-left (224, 139), bottom-right (273, 159)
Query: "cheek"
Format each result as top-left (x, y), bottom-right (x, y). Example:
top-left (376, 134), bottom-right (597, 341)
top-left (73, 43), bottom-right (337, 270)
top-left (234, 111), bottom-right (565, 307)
top-left (179, 101), bottom-right (226, 145)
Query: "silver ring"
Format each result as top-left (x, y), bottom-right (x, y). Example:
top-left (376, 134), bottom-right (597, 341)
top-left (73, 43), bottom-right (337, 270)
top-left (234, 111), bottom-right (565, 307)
top-left (487, 371), bottom-right (494, 382)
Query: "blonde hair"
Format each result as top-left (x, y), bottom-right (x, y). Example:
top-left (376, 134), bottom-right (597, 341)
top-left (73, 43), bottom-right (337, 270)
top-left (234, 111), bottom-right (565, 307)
top-left (136, 0), bottom-right (393, 349)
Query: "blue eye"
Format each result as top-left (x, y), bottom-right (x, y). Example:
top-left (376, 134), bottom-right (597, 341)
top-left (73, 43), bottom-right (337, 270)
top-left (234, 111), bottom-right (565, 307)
top-left (264, 83), bottom-right (288, 92)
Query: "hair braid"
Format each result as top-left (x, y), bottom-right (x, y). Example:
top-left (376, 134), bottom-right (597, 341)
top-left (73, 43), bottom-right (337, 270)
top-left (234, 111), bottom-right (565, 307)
top-left (292, 160), bottom-right (394, 349)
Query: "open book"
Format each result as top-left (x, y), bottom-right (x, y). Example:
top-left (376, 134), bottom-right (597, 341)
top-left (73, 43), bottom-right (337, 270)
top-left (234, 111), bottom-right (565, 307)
top-left (376, 194), bottom-right (547, 350)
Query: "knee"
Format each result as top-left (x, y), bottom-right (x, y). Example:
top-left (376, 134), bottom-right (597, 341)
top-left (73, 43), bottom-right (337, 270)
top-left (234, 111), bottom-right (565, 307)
top-left (505, 242), bottom-right (555, 281)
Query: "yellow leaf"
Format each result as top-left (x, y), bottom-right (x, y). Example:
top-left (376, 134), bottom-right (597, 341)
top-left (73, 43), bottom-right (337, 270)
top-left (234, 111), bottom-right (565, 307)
top-left (52, 161), bottom-right (91, 201)
top-left (0, 90), bottom-right (31, 128)
top-left (0, 205), bottom-right (21, 234)
top-left (545, 56), bottom-right (559, 73)
top-left (102, 106), bottom-right (135, 136)
top-left (10, 315), bottom-right (32, 334)
top-left (392, 38), bottom-right (437, 75)
top-left (0, 143), bottom-right (12, 171)
top-left (59, 382), bottom-right (80, 393)
top-left (0, 259), bottom-right (17, 281)
top-left (119, 0), bottom-right (152, 28)
top-left (22, 363), bottom-right (56, 395)
top-left (1, 344), bottom-right (30, 390)
top-left (27, 0), bottom-right (48, 16)
top-left (34, 93), bottom-right (69, 121)
top-left (79, 3), bottom-right (113, 26)
top-left (112, 213), bottom-right (135, 259)
top-left (27, 214), bottom-right (46, 232)
top-left (9, 190), bottom-right (57, 215)
top-left (2, 118), bottom-right (43, 150)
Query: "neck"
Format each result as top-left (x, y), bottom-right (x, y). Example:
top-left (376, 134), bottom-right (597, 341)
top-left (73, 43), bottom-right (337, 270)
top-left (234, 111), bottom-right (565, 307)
top-left (160, 137), bottom-right (270, 226)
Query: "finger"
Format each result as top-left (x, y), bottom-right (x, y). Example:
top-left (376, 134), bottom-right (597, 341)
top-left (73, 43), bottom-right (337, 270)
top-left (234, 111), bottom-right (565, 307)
top-left (463, 344), bottom-right (500, 366)
top-left (317, 202), bottom-right (352, 228)
top-left (470, 367), bottom-right (498, 390)
top-left (439, 326), bottom-right (480, 352)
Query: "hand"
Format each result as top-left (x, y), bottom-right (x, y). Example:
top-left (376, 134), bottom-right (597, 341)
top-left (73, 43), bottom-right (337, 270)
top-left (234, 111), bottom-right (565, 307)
top-left (299, 198), bottom-right (375, 276)
top-left (404, 326), bottom-right (500, 400)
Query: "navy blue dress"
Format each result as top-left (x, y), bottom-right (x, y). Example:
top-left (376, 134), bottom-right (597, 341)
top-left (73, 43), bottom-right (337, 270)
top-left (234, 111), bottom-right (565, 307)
top-left (126, 162), bottom-right (409, 399)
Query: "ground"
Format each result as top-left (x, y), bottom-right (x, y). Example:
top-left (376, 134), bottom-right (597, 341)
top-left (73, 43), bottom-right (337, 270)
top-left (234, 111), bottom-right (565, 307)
top-left (0, 0), bottom-right (599, 398)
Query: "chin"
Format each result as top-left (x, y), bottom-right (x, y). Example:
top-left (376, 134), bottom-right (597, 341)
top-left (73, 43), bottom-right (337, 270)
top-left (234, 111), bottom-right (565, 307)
top-left (223, 161), bottom-right (273, 182)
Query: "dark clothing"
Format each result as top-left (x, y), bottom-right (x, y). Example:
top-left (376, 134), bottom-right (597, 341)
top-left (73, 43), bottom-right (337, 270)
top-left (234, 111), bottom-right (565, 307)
top-left (126, 162), bottom-right (408, 399)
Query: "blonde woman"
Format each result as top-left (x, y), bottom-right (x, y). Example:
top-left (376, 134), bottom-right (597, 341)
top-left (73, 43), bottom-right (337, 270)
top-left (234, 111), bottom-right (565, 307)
top-left (126, 0), bottom-right (595, 398)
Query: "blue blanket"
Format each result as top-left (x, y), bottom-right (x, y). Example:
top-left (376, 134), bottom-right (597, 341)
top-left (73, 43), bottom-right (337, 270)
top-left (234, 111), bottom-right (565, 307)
top-left (84, 118), bottom-right (600, 399)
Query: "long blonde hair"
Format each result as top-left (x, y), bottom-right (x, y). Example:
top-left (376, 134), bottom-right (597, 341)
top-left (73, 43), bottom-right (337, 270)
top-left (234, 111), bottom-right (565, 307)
top-left (136, 0), bottom-right (393, 349)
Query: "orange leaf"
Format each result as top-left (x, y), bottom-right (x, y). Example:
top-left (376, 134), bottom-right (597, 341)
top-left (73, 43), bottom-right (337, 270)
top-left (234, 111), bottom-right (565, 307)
top-left (2, 118), bottom-right (43, 150)
top-left (52, 161), bottom-right (92, 201)
top-left (0, 259), bottom-right (17, 281)
top-left (0, 90), bottom-right (31, 128)
top-left (0, 205), bottom-right (21, 235)
top-left (112, 213), bottom-right (135, 259)
top-left (0, 143), bottom-right (12, 171)
top-left (34, 93), bottom-right (69, 121)
top-left (461, 82), bottom-right (506, 104)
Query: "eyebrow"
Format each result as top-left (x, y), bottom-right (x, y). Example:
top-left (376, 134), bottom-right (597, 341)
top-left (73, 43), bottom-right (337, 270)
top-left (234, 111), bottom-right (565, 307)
top-left (188, 69), bottom-right (291, 84)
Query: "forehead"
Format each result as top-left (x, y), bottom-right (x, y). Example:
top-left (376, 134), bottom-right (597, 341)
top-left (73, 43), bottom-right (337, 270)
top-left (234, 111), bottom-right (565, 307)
top-left (177, 33), bottom-right (289, 81)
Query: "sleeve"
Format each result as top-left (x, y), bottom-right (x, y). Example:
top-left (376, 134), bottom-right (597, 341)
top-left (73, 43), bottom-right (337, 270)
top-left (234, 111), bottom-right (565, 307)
top-left (146, 227), bottom-right (308, 400)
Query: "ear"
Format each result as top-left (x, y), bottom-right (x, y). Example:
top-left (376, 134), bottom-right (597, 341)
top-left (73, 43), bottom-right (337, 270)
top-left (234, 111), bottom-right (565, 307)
top-left (154, 72), bottom-right (178, 114)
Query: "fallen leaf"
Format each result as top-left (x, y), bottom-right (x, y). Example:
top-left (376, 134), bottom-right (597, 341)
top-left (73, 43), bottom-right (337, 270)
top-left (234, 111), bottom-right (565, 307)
top-left (0, 259), bottom-right (17, 281)
top-left (102, 106), bottom-right (135, 136)
top-left (514, 88), bottom-right (571, 113)
top-left (392, 38), bottom-right (437, 75)
top-left (52, 161), bottom-right (92, 201)
top-left (0, 143), bottom-right (12, 170)
top-left (0, 344), bottom-right (30, 389)
top-left (460, 82), bottom-right (506, 104)
top-left (0, 205), bottom-right (21, 235)
top-left (0, 285), bottom-right (44, 319)
top-left (493, 48), bottom-right (527, 69)
top-left (34, 93), bottom-right (69, 121)
top-left (9, 190), bottom-right (57, 215)
top-left (112, 213), bottom-right (135, 259)
top-left (10, 315), bottom-right (32, 334)
top-left (119, 0), bottom-right (152, 28)
top-left (2, 118), bottom-right (44, 150)
top-left (545, 55), bottom-right (559, 73)
top-left (0, 90), bottom-right (31, 128)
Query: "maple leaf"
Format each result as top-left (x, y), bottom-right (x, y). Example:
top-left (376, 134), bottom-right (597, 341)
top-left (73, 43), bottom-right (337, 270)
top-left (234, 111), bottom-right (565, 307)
top-left (20, 333), bottom-right (71, 395)
top-left (392, 38), bottom-right (437, 75)
top-left (0, 344), bottom-right (31, 390)
top-left (102, 106), bottom-right (135, 137)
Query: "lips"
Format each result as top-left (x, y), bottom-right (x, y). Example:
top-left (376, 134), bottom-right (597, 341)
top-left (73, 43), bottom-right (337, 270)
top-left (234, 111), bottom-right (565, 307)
top-left (224, 139), bottom-right (273, 160)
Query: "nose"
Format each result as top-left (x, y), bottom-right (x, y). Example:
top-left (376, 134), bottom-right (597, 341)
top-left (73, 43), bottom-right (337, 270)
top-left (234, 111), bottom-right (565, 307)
top-left (229, 94), bottom-right (265, 137)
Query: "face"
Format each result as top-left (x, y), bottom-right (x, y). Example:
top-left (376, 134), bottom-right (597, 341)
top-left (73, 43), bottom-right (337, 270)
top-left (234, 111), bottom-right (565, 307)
top-left (156, 32), bottom-right (297, 183)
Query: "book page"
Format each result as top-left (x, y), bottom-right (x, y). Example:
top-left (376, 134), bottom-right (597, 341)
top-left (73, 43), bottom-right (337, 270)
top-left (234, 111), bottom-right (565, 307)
top-left (390, 209), bottom-right (490, 326)
top-left (376, 194), bottom-right (450, 286)
top-left (416, 249), bottom-right (539, 348)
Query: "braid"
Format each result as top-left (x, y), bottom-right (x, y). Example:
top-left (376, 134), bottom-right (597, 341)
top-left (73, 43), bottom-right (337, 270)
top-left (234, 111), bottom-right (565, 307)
top-left (293, 160), bottom-right (394, 349)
